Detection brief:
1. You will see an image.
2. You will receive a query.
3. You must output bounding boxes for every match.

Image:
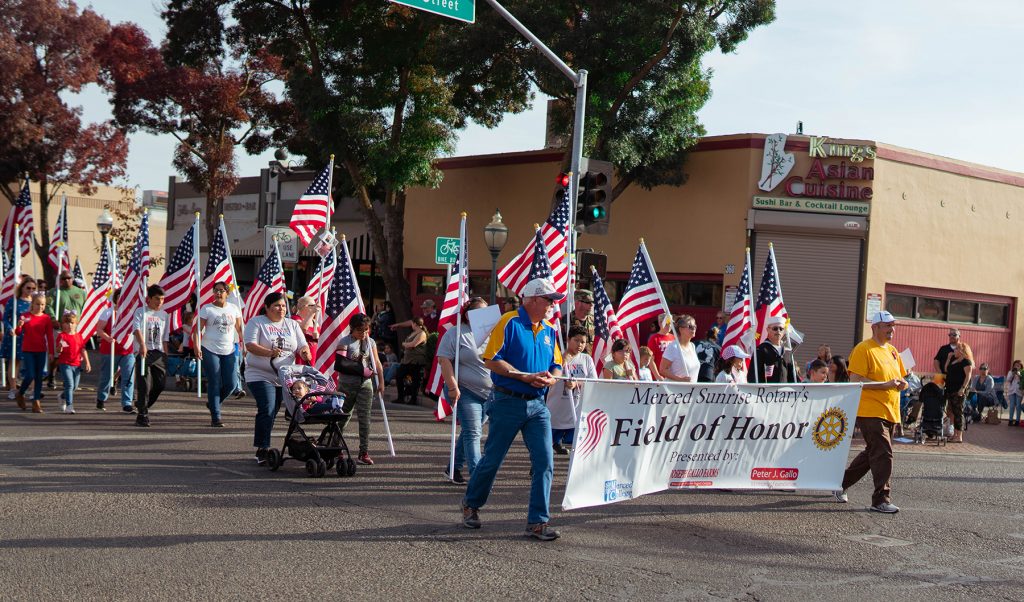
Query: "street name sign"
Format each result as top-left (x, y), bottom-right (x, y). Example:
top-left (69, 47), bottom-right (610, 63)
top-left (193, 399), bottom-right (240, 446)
top-left (389, 0), bottom-right (475, 23)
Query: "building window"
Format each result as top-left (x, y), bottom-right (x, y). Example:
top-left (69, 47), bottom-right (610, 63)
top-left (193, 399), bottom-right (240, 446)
top-left (417, 274), bottom-right (445, 296)
top-left (948, 300), bottom-right (977, 324)
top-left (885, 294), bottom-right (915, 319)
top-left (979, 303), bottom-right (1009, 327)
top-left (886, 289), bottom-right (1010, 328)
top-left (917, 298), bottom-right (947, 321)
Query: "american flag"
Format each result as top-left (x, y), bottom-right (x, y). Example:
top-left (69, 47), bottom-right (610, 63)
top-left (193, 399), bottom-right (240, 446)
top-left (112, 211), bottom-right (150, 348)
top-left (314, 238), bottom-right (365, 381)
top-left (199, 220), bottom-right (235, 309)
top-left (427, 231), bottom-right (468, 421)
top-left (158, 219), bottom-right (198, 322)
top-left (2, 178), bottom-right (34, 257)
top-left (496, 184), bottom-right (571, 296)
top-left (110, 240), bottom-right (124, 289)
top-left (79, 241), bottom-right (114, 340)
top-left (754, 244), bottom-right (790, 345)
top-left (617, 241), bottom-right (667, 364)
top-left (304, 246), bottom-right (336, 309)
top-left (289, 163), bottom-right (333, 247)
top-left (243, 242), bottom-right (286, 323)
top-left (721, 255), bottom-right (753, 352)
top-left (589, 267), bottom-right (622, 374)
top-left (0, 235), bottom-right (21, 312)
top-left (47, 195), bottom-right (70, 272)
top-left (526, 226), bottom-right (563, 319)
top-left (72, 258), bottom-right (84, 284)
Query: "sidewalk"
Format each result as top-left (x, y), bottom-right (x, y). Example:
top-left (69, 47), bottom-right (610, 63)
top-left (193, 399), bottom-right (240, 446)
top-left (851, 419), bottom-right (1024, 456)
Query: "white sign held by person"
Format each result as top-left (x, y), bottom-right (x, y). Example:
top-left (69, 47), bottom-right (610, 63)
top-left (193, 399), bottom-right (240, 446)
top-left (563, 380), bottom-right (863, 510)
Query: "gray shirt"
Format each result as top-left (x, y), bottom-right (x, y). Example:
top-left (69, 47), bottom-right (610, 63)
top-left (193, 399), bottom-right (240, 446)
top-left (436, 324), bottom-right (492, 401)
top-left (336, 334), bottom-right (379, 389)
top-left (243, 316), bottom-right (308, 386)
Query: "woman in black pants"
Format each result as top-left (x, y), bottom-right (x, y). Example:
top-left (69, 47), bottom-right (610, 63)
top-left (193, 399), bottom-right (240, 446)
top-left (396, 317), bottom-right (427, 404)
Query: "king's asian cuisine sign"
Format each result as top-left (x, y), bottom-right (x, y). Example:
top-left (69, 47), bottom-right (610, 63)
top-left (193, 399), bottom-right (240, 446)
top-left (757, 134), bottom-right (876, 209)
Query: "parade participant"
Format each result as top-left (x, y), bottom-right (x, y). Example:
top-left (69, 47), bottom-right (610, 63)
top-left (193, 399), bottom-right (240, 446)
top-left (292, 295), bottom-right (320, 365)
top-left (244, 292), bottom-right (312, 464)
top-left (133, 285), bottom-right (171, 427)
top-left (55, 312), bottom-right (90, 414)
top-left (636, 346), bottom-right (660, 381)
top-left (749, 315), bottom-right (794, 383)
top-left (395, 317), bottom-right (428, 405)
top-left (45, 270), bottom-right (87, 389)
top-left (943, 342), bottom-right (973, 442)
top-left (334, 313), bottom-right (385, 466)
top-left (646, 313), bottom-right (674, 369)
top-left (547, 327), bottom-right (596, 456)
top-left (834, 311), bottom-right (908, 513)
top-left (195, 282), bottom-right (244, 427)
top-left (829, 355), bottom-right (850, 383)
top-left (95, 290), bottom-right (136, 412)
top-left (504, 296), bottom-right (520, 313)
top-left (569, 289), bottom-right (595, 343)
top-left (602, 339), bottom-right (637, 380)
top-left (14, 293), bottom-right (52, 413)
top-left (2, 278), bottom-right (36, 401)
top-left (660, 315), bottom-right (700, 383)
top-left (437, 297), bottom-right (492, 483)
top-left (462, 277), bottom-right (562, 541)
top-left (715, 345), bottom-right (750, 383)
top-left (933, 328), bottom-right (960, 373)
top-left (805, 359), bottom-right (829, 383)
top-left (694, 326), bottom-right (721, 382)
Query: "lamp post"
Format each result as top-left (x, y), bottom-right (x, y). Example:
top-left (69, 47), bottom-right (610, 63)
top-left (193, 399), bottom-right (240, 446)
top-left (483, 209), bottom-right (509, 305)
top-left (96, 208), bottom-right (113, 250)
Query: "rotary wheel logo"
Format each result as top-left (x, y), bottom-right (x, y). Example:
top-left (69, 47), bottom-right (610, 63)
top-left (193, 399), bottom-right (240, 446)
top-left (812, 407), bottom-right (848, 451)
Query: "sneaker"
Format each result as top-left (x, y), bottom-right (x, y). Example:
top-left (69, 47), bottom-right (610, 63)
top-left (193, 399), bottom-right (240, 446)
top-left (553, 443), bottom-right (569, 456)
top-left (6, 390), bottom-right (15, 400)
top-left (870, 502), bottom-right (900, 514)
top-left (63, 405), bottom-right (75, 414)
top-left (96, 400), bottom-right (105, 411)
top-left (444, 468), bottom-right (466, 484)
top-left (461, 505), bottom-right (481, 529)
top-left (255, 448), bottom-right (268, 465)
top-left (357, 452), bottom-right (374, 465)
top-left (525, 523), bottom-right (561, 541)
top-left (60, 402), bottom-right (67, 412)
top-left (231, 389), bottom-right (247, 400)
top-left (122, 405), bottom-right (136, 414)
top-left (211, 419), bottom-right (224, 428)
top-left (833, 490), bottom-right (849, 503)
top-left (135, 414), bottom-right (150, 427)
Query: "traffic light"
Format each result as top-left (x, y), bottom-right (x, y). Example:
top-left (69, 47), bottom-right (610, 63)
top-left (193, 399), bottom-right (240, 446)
top-left (575, 158), bottom-right (613, 235)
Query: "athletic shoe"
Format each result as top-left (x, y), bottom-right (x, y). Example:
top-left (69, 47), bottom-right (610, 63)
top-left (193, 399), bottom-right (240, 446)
top-left (461, 505), bottom-right (481, 529)
top-left (63, 406), bottom-right (75, 414)
top-left (255, 448), bottom-right (268, 465)
top-left (122, 405), bottom-right (136, 414)
top-left (6, 390), bottom-right (15, 400)
top-left (357, 452), bottom-right (374, 465)
top-left (833, 490), bottom-right (848, 503)
top-left (444, 468), bottom-right (466, 484)
top-left (96, 400), bottom-right (105, 411)
top-left (211, 419), bottom-right (224, 428)
top-left (553, 443), bottom-right (569, 456)
top-left (135, 415), bottom-right (150, 428)
top-left (59, 401), bottom-right (67, 412)
top-left (525, 523), bottom-right (560, 541)
top-left (870, 502), bottom-right (899, 514)
top-left (231, 389), bottom-right (246, 400)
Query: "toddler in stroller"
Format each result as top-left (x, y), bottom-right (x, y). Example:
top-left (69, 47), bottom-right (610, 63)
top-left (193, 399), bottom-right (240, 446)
top-left (262, 365), bottom-right (357, 478)
top-left (912, 379), bottom-right (948, 445)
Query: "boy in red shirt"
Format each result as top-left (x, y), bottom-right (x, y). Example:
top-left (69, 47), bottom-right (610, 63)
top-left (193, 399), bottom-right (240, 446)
top-left (56, 312), bottom-right (91, 414)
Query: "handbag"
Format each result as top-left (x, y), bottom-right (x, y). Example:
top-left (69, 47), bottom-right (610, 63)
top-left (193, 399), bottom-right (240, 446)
top-left (336, 340), bottom-right (374, 379)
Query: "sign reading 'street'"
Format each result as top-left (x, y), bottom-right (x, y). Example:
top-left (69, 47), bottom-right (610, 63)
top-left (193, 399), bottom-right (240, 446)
top-left (389, 0), bottom-right (475, 23)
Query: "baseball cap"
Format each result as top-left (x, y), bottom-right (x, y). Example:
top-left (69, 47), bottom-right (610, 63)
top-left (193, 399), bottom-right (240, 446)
top-left (421, 299), bottom-right (435, 308)
top-left (575, 289), bottom-right (593, 303)
top-left (722, 345), bottom-right (751, 360)
top-left (521, 278), bottom-right (561, 300)
top-left (870, 310), bottom-right (897, 325)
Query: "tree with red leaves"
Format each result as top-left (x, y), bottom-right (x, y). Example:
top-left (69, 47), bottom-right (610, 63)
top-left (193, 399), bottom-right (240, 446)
top-left (95, 0), bottom-right (281, 243)
top-left (0, 0), bottom-right (128, 282)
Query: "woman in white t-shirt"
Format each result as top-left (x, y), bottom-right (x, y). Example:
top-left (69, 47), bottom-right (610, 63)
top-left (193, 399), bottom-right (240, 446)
top-left (659, 314), bottom-right (701, 383)
top-left (244, 292), bottom-right (312, 464)
top-left (194, 281), bottom-right (244, 427)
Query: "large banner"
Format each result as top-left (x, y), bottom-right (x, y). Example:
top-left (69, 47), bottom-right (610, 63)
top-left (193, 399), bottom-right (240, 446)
top-left (563, 380), bottom-right (862, 510)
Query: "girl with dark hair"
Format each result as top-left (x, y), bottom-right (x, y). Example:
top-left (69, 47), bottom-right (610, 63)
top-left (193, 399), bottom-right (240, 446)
top-left (829, 355), bottom-right (850, 383)
top-left (335, 312), bottom-right (384, 465)
top-left (194, 281), bottom-right (244, 427)
top-left (602, 339), bottom-right (637, 380)
top-left (244, 292), bottom-right (312, 464)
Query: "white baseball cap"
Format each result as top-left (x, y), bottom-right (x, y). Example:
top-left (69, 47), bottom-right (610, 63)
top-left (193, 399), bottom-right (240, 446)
top-left (870, 310), bottom-right (897, 325)
top-left (722, 345), bottom-right (750, 360)
top-left (521, 278), bottom-right (561, 300)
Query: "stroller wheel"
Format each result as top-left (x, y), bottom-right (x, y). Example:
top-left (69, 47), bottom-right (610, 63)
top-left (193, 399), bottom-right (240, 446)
top-left (345, 458), bottom-right (357, 477)
top-left (267, 448), bottom-right (282, 471)
top-left (336, 460), bottom-right (346, 477)
top-left (316, 459), bottom-right (327, 478)
top-left (306, 459), bottom-right (317, 477)
top-left (325, 458), bottom-right (335, 471)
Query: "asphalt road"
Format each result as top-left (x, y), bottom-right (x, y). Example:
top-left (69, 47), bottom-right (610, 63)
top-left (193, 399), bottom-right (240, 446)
top-left (1, 378), bottom-right (1022, 601)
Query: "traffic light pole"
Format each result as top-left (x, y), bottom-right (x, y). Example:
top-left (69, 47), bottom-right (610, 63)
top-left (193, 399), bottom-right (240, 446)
top-left (482, 0), bottom-right (586, 329)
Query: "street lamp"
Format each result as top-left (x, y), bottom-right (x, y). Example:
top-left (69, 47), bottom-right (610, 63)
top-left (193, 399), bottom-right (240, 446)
top-left (267, 148), bottom-right (294, 226)
top-left (97, 208), bottom-right (113, 249)
top-left (483, 209), bottom-right (509, 305)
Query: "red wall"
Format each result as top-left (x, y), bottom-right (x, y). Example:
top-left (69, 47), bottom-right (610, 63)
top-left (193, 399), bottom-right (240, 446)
top-left (895, 321), bottom-right (1013, 376)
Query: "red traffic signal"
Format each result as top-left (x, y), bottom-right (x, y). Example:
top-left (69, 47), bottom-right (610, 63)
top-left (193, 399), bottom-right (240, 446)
top-left (557, 172), bottom-right (571, 187)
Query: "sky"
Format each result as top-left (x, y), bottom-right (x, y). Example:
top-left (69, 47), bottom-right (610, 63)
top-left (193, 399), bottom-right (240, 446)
top-left (77, 0), bottom-right (1024, 192)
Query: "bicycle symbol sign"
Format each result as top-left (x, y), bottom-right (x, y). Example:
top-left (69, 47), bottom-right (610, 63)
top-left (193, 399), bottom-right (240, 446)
top-left (435, 237), bottom-right (460, 265)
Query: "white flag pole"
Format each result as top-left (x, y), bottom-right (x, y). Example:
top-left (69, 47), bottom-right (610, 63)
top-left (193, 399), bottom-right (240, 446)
top-left (326, 154), bottom-right (336, 227)
top-left (10, 224), bottom-right (21, 393)
top-left (193, 213), bottom-right (203, 399)
top-left (448, 213), bottom-right (467, 481)
top-left (639, 239), bottom-right (677, 340)
top-left (107, 238), bottom-right (116, 394)
top-left (768, 243), bottom-right (797, 383)
top-left (746, 247), bottom-right (759, 384)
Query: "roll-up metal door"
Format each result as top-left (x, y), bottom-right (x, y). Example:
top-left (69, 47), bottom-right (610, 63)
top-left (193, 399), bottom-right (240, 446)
top-left (751, 231), bottom-right (864, 368)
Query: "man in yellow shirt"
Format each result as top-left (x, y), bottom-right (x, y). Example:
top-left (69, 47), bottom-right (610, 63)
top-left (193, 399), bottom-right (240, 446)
top-left (834, 311), bottom-right (908, 513)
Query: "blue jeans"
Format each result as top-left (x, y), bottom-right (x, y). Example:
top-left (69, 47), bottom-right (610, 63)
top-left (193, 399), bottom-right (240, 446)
top-left (97, 353), bottom-right (136, 408)
top-left (1009, 392), bottom-right (1023, 422)
top-left (17, 351), bottom-right (47, 401)
top-left (463, 393), bottom-right (553, 525)
top-left (552, 428), bottom-right (575, 445)
top-left (59, 364), bottom-right (81, 407)
top-left (383, 364), bottom-right (398, 385)
top-left (202, 347), bottom-right (238, 420)
top-left (249, 380), bottom-right (282, 449)
top-left (448, 387), bottom-right (488, 475)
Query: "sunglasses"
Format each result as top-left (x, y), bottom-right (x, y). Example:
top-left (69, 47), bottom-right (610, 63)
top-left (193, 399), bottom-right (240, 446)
top-left (769, 326), bottom-right (785, 332)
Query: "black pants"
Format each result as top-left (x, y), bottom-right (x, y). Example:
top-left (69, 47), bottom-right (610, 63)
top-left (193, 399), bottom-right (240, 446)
top-left (396, 363), bottom-right (424, 403)
top-left (135, 351), bottom-right (167, 415)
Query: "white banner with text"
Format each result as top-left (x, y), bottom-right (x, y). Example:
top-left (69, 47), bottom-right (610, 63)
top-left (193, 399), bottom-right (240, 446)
top-left (562, 381), bottom-right (863, 510)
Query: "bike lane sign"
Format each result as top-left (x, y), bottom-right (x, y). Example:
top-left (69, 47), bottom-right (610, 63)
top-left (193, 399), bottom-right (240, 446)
top-left (435, 237), bottom-right (460, 265)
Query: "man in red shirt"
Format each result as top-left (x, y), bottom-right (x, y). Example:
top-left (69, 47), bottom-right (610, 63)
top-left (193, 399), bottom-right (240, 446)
top-left (646, 313), bottom-right (675, 369)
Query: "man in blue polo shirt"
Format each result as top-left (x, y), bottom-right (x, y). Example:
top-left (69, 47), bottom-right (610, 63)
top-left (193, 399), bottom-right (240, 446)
top-left (461, 277), bottom-right (563, 541)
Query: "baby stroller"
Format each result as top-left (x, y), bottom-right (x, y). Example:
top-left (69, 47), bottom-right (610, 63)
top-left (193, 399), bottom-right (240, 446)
top-left (168, 355), bottom-right (198, 391)
top-left (266, 365), bottom-right (357, 478)
top-left (913, 381), bottom-right (948, 446)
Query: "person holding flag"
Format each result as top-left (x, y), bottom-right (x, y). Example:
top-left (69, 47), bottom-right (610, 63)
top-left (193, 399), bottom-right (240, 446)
top-left (132, 286), bottom-right (171, 427)
top-left (2, 279), bottom-right (35, 403)
top-left (44, 269), bottom-right (86, 390)
top-left (95, 291), bottom-right (136, 413)
top-left (750, 315), bottom-right (795, 383)
top-left (194, 282), bottom-right (244, 428)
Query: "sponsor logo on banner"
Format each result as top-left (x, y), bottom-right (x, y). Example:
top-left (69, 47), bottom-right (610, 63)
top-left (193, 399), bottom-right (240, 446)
top-left (812, 407), bottom-right (848, 451)
top-left (576, 409), bottom-right (608, 459)
top-left (603, 479), bottom-right (633, 501)
top-left (750, 467), bottom-right (799, 481)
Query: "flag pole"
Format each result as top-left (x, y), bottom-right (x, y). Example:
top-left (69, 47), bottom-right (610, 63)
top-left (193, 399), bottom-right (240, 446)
top-left (770, 244), bottom-right (798, 384)
top-left (219, 216), bottom-right (244, 318)
top-left (10, 224), bottom-right (20, 393)
top-left (639, 239), bottom-right (677, 340)
top-left (194, 213), bottom-right (203, 399)
top-left (326, 154), bottom-right (335, 226)
top-left (55, 243), bottom-right (64, 320)
top-left (745, 247), bottom-right (759, 384)
top-left (107, 238), bottom-right (116, 394)
top-left (448, 212), bottom-right (467, 481)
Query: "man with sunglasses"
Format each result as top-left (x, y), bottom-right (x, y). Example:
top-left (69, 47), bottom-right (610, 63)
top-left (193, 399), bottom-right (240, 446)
top-left (45, 270), bottom-right (86, 391)
top-left (750, 315), bottom-right (795, 383)
top-left (933, 328), bottom-right (961, 374)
